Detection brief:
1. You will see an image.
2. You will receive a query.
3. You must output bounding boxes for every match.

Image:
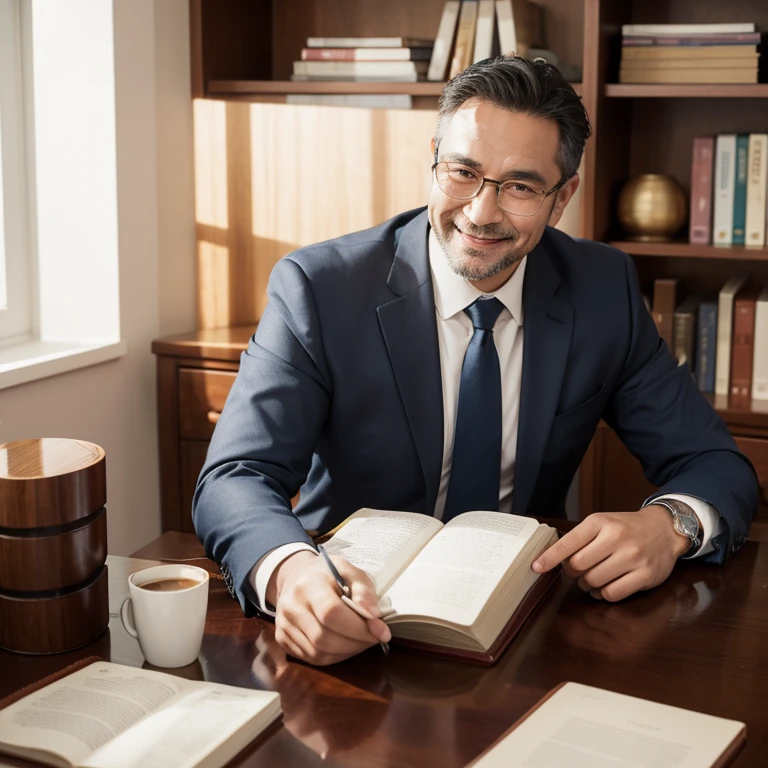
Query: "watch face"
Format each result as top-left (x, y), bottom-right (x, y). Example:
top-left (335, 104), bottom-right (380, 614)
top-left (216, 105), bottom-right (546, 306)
top-left (675, 514), bottom-right (698, 540)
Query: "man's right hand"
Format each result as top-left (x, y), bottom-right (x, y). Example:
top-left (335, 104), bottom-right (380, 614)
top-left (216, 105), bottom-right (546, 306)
top-left (267, 550), bottom-right (392, 666)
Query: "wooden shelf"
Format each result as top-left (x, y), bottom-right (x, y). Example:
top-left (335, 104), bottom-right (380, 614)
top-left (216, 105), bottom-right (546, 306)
top-left (610, 242), bottom-right (768, 261)
top-left (707, 395), bottom-right (768, 431)
top-left (207, 80), bottom-right (582, 99)
top-left (605, 84), bottom-right (768, 99)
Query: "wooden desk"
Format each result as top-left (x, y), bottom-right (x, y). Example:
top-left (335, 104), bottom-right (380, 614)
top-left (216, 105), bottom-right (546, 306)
top-left (2, 532), bottom-right (767, 767)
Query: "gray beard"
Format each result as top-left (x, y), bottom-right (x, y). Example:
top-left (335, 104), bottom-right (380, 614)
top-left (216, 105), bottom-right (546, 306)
top-left (435, 230), bottom-right (523, 282)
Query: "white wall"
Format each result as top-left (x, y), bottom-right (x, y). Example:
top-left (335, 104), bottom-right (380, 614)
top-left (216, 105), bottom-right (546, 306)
top-left (0, 0), bottom-right (196, 555)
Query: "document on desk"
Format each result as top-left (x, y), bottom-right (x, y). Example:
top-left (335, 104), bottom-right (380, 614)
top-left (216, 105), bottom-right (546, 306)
top-left (0, 661), bottom-right (281, 768)
top-left (468, 682), bottom-right (746, 768)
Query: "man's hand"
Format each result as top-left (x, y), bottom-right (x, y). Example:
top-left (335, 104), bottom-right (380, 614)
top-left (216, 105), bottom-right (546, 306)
top-left (532, 506), bottom-right (691, 602)
top-left (267, 551), bottom-right (391, 666)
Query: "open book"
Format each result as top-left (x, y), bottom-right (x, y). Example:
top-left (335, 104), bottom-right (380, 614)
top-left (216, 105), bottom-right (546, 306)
top-left (321, 509), bottom-right (560, 663)
top-left (467, 682), bottom-right (746, 768)
top-left (0, 660), bottom-right (281, 768)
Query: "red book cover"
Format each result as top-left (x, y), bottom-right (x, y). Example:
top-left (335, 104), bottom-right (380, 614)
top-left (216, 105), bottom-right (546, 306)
top-left (730, 289), bottom-right (758, 399)
top-left (690, 137), bottom-right (714, 244)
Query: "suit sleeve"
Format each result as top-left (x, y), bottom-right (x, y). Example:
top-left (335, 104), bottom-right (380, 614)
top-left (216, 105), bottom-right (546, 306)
top-left (192, 257), bottom-right (330, 615)
top-left (603, 254), bottom-right (758, 564)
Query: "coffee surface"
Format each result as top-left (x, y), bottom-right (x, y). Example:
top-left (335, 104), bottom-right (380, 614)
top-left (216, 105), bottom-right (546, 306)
top-left (139, 577), bottom-right (201, 592)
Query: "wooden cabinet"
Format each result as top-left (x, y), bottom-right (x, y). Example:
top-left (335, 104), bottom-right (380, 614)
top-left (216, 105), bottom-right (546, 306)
top-left (152, 327), bottom-right (252, 533)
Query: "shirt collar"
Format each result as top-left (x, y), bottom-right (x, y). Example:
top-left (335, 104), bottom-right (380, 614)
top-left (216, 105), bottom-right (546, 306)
top-left (428, 227), bottom-right (526, 325)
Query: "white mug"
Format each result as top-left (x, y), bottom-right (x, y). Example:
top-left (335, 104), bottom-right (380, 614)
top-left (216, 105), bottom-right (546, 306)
top-left (120, 563), bottom-right (209, 668)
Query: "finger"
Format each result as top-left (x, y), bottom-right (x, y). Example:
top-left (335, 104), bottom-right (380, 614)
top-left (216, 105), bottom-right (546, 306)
top-left (302, 610), bottom-right (379, 656)
top-left (561, 533), bottom-right (616, 578)
top-left (576, 555), bottom-right (631, 593)
top-left (278, 612), bottom-right (359, 665)
top-left (310, 592), bottom-right (381, 645)
top-left (532, 517), bottom-right (602, 572)
top-left (341, 595), bottom-right (392, 644)
top-left (334, 557), bottom-right (382, 617)
top-left (593, 570), bottom-right (650, 603)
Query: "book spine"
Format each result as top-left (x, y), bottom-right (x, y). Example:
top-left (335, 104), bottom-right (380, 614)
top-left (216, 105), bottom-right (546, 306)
top-left (732, 135), bottom-right (749, 245)
top-left (428, 1), bottom-right (462, 81)
top-left (495, 0), bottom-right (517, 55)
top-left (745, 134), bottom-right (768, 247)
top-left (715, 279), bottom-right (744, 396)
top-left (618, 68), bottom-right (756, 84)
top-left (305, 37), bottom-right (430, 48)
top-left (293, 60), bottom-right (425, 76)
top-left (621, 45), bottom-right (758, 59)
top-left (730, 295), bottom-right (757, 399)
top-left (652, 279), bottom-right (677, 352)
top-left (473, 0), bottom-right (496, 62)
top-left (622, 34), bottom-right (761, 46)
top-left (713, 135), bottom-right (737, 246)
top-left (301, 48), bottom-right (432, 62)
top-left (689, 137), bottom-right (714, 245)
top-left (449, 0), bottom-right (479, 78)
top-left (622, 23), bottom-right (755, 36)
top-left (752, 291), bottom-right (768, 400)
top-left (673, 309), bottom-right (696, 371)
top-left (696, 302), bottom-right (718, 392)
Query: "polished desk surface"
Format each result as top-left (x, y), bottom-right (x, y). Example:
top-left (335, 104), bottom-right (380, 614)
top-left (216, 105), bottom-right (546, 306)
top-left (1, 531), bottom-right (767, 767)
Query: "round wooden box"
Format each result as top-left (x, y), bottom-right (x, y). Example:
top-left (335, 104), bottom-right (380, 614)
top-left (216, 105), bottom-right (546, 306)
top-left (0, 438), bottom-right (109, 654)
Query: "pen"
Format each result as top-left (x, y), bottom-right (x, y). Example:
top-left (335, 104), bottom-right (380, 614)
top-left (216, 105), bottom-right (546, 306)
top-left (317, 544), bottom-right (390, 655)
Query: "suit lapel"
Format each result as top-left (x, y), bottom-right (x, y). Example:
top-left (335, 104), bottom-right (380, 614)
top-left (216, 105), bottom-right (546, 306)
top-left (513, 232), bottom-right (574, 516)
top-left (377, 211), bottom-right (444, 516)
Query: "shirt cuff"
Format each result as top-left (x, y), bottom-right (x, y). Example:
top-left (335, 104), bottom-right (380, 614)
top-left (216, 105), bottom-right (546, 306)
top-left (249, 542), bottom-right (318, 617)
top-left (653, 493), bottom-right (723, 559)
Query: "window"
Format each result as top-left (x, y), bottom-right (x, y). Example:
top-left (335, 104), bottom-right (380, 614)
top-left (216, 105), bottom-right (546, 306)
top-left (0, 0), bottom-right (34, 346)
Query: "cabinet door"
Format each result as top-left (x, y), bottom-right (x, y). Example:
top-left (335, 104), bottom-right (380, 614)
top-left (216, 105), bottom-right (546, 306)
top-left (178, 368), bottom-right (238, 440)
top-left (733, 437), bottom-right (768, 541)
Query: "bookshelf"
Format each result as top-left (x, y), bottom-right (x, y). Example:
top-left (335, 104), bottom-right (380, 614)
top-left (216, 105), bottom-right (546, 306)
top-left (580, 0), bottom-right (768, 538)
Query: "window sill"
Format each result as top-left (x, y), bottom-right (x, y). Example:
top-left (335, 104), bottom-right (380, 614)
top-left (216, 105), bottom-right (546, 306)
top-left (0, 340), bottom-right (128, 390)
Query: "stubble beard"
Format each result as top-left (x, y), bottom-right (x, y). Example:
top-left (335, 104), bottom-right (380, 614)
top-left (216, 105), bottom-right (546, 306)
top-left (434, 217), bottom-right (523, 282)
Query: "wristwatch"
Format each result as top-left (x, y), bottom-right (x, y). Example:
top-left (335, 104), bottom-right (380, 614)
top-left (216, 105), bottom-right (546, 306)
top-left (646, 498), bottom-right (703, 558)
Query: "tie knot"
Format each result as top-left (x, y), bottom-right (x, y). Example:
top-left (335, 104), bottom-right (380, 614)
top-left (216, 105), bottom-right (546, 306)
top-left (464, 297), bottom-right (504, 331)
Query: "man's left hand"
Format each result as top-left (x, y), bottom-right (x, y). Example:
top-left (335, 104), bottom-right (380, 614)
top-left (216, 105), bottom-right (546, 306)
top-left (532, 506), bottom-right (691, 602)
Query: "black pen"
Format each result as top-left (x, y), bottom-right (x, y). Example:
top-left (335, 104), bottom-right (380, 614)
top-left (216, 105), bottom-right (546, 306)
top-left (317, 544), bottom-right (390, 654)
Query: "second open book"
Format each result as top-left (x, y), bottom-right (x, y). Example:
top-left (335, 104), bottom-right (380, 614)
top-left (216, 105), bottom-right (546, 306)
top-left (321, 509), bottom-right (560, 664)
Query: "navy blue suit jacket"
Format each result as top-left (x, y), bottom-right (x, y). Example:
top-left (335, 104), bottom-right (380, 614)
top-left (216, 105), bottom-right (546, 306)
top-left (193, 208), bottom-right (758, 615)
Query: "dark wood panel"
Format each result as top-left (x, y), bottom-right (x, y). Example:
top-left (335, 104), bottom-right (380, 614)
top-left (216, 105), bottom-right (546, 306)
top-left (151, 325), bottom-right (253, 361)
top-left (734, 437), bottom-right (768, 532)
top-left (178, 368), bottom-right (238, 440)
top-left (612, 242), bottom-right (768, 261)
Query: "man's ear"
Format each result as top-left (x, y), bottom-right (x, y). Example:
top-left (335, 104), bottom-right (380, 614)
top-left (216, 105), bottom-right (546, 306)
top-left (430, 137), bottom-right (436, 160)
top-left (547, 174), bottom-right (580, 228)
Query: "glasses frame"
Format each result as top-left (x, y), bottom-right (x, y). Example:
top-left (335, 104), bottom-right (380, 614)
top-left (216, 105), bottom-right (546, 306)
top-left (431, 150), bottom-right (561, 218)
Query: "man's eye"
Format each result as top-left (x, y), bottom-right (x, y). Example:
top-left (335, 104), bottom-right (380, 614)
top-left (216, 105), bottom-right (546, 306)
top-left (450, 167), bottom-right (478, 180)
top-left (506, 183), bottom-right (536, 197)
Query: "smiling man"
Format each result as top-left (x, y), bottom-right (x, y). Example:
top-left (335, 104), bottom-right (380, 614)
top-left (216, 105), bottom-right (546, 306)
top-left (193, 57), bottom-right (758, 666)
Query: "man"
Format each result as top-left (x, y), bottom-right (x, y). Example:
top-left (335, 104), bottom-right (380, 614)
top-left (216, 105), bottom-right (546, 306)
top-left (193, 57), bottom-right (758, 666)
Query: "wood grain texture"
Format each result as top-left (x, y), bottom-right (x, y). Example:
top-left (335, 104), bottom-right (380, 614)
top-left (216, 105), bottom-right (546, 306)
top-left (4, 539), bottom-right (767, 765)
top-left (0, 566), bottom-right (109, 655)
top-left (0, 509), bottom-right (107, 592)
top-left (178, 368), bottom-right (238, 440)
top-left (0, 439), bottom-right (106, 529)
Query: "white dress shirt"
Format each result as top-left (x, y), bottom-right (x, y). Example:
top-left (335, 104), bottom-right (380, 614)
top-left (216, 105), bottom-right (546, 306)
top-left (249, 229), bottom-right (723, 614)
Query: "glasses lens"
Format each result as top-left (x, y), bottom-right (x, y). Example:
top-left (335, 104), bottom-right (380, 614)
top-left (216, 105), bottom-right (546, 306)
top-left (498, 182), bottom-right (543, 216)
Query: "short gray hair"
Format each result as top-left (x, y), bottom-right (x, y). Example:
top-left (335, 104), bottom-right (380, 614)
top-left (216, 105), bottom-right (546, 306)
top-left (435, 56), bottom-right (592, 183)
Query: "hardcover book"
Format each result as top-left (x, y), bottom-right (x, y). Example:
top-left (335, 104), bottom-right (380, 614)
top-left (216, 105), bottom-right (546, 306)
top-left (690, 137), bottom-right (715, 245)
top-left (428, 1), bottom-right (461, 81)
top-left (730, 288), bottom-right (759, 399)
top-left (696, 300), bottom-right (718, 393)
top-left (715, 276), bottom-right (747, 396)
top-left (0, 660), bottom-right (282, 768)
top-left (713, 135), bottom-right (737, 246)
top-left (745, 133), bottom-right (768, 247)
top-left (732, 135), bottom-right (750, 245)
top-left (320, 508), bottom-right (560, 664)
top-left (752, 287), bottom-right (768, 400)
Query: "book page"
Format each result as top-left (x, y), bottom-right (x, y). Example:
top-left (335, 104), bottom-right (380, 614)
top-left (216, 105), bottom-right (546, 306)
top-left (471, 683), bottom-right (745, 768)
top-left (0, 662), bottom-right (182, 766)
top-left (384, 511), bottom-right (541, 624)
top-left (320, 508), bottom-right (443, 593)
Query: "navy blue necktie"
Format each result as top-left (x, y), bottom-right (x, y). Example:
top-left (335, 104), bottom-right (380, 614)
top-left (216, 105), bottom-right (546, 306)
top-left (443, 297), bottom-right (505, 521)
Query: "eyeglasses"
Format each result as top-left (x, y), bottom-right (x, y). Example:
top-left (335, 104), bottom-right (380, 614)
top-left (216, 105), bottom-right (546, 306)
top-left (432, 161), bottom-right (561, 217)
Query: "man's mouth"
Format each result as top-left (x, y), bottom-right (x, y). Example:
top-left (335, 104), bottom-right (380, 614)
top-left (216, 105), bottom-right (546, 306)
top-left (455, 225), bottom-right (508, 247)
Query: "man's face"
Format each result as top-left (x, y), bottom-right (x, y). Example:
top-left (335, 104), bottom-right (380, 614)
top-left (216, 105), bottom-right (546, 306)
top-left (428, 99), bottom-right (578, 291)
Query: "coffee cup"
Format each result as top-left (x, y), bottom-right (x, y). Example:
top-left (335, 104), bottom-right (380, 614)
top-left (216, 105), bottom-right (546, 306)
top-left (120, 564), bottom-right (209, 668)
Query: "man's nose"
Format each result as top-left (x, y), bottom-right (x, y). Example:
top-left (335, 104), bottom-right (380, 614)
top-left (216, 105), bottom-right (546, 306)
top-left (464, 183), bottom-right (505, 227)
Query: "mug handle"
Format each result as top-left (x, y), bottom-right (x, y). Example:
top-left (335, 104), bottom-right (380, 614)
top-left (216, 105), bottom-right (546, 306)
top-left (120, 598), bottom-right (138, 638)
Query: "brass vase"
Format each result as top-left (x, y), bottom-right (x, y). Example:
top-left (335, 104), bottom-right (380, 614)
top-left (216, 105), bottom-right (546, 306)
top-left (617, 174), bottom-right (687, 242)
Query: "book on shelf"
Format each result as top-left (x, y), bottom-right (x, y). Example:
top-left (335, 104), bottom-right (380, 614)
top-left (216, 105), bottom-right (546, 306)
top-left (473, 0), bottom-right (497, 62)
top-left (731, 288), bottom-right (760, 399)
top-left (428, 1), bottom-right (461, 80)
top-left (746, 134), bottom-right (768, 246)
top-left (319, 507), bottom-right (560, 664)
top-left (495, 0), bottom-right (545, 59)
top-left (696, 300), bottom-right (718, 393)
top-left (652, 278), bottom-right (678, 352)
top-left (292, 60), bottom-right (428, 80)
top-left (622, 32), bottom-right (761, 47)
top-left (621, 56), bottom-right (759, 70)
top-left (733, 135), bottom-right (750, 245)
top-left (622, 45), bottom-right (759, 60)
top-left (714, 135), bottom-right (737, 246)
top-left (306, 37), bottom-right (434, 48)
top-left (622, 23), bottom-right (756, 36)
top-left (752, 287), bottom-right (768, 400)
top-left (466, 682), bottom-right (746, 768)
top-left (0, 659), bottom-right (282, 768)
top-left (300, 47), bottom-right (434, 62)
top-left (449, 0), bottom-right (480, 78)
top-left (674, 296), bottom-right (700, 372)
top-left (618, 67), bottom-right (758, 84)
top-left (690, 136), bottom-right (714, 245)
top-left (715, 276), bottom-right (747, 396)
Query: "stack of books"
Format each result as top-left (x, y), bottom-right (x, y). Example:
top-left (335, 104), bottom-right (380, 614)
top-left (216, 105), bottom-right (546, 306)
top-left (689, 134), bottom-right (767, 248)
top-left (649, 278), bottom-right (768, 401)
top-left (619, 22), bottom-right (761, 84)
top-left (291, 37), bottom-right (434, 83)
